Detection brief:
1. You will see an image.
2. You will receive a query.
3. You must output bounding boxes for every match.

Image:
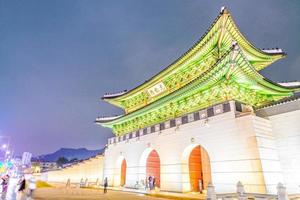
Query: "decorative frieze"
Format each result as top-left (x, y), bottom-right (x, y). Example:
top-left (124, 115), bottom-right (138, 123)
top-left (108, 102), bottom-right (231, 145)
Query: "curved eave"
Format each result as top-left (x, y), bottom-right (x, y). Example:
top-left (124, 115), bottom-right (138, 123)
top-left (102, 8), bottom-right (286, 108)
top-left (102, 94), bottom-right (124, 100)
top-left (226, 14), bottom-right (286, 65)
top-left (231, 46), bottom-right (298, 95)
top-left (98, 46), bottom-right (296, 131)
top-left (95, 121), bottom-right (113, 128)
top-left (95, 115), bottom-right (123, 124)
top-left (95, 119), bottom-right (116, 124)
top-left (263, 78), bottom-right (300, 92)
top-left (256, 92), bottom-right (300, 110)
top-left (101, 11), bottom-right (224, 105)
top-left (102, 98), bottom-right (123, 108)
top-left (101, 90), bottom-right (127, 105)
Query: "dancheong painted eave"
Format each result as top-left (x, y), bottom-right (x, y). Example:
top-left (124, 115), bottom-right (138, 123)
top-left (101, 7), bottom-right (286, 114)
top-left (96, 43), bottom-right (300, 136)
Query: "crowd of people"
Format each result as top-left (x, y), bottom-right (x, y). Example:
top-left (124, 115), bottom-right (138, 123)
top-left (102, 175), bottom-right (158, 194)
top-left (0, 174), bottom-right (36, 200)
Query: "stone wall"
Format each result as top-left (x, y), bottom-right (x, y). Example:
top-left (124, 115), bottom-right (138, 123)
top-left (43, 155), bottom-right (104, 185)
top-left (269, 110), bottom-right (300, 194)
top-left (256, 99), bottom-right (300, 194)
top-left (104, 101), bottom-right (277, 194)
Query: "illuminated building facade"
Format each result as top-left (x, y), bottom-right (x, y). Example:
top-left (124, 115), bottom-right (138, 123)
top-left (96, 8), bottom-right (300, 194)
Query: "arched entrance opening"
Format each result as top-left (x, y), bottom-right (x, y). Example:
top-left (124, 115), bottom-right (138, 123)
top-left (146, 150), bottom-right (161, 188)
top-left (188, 145), bottom-right (211, 192)
top-left (120, 159), bottom-right (127, 186)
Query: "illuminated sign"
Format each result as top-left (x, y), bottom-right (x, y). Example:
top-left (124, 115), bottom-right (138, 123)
top-left (147, 82), bottom-right (167, 97)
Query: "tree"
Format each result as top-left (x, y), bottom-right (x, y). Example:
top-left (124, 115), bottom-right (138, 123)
top-left (56, 157), bottom-right (69, 167)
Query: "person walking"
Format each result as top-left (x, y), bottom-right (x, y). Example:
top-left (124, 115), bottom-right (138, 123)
top-left (103, 177), bottom-right (108, 194)
top-left (1, 175), bottom-right (9, 200)
top-left (152, 176), bottom-right (156, 190)
top-left (27, 176), bottom-right (36, 199)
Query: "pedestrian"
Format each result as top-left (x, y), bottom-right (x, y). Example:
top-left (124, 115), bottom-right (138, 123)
top-left (27, 176), bottom-right (36, 199)
top-left (152, 176), bottom-right (156, 190)
top-left (1, 175), bottom-right (9, 200)
top-left (16, 176), bottom-right (26, 200)
top-left (148, 176), bottom-right (153, 190)
top-left (144, 177), bottom-right (148, 191)
top-left (103, 177), bottom-right (108, 194)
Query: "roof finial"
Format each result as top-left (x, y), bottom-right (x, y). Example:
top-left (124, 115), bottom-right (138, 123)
top-left (232, 40), bottom-right (238, 50)
top-left (220, 6), bottom-right (229, 14)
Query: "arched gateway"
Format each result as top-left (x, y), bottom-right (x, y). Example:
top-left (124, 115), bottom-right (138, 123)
top-left (115, 156), bottom-right (127, 187)
top-left (182, 144), bottom-right (212, 192)
top-left (188, 145), bottom-right (211, 191)
top-left (146, 150), bottom-right (160, 187)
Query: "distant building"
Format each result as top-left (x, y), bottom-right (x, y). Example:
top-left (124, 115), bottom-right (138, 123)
top-left (41, 162), bottom-right (58, 171)
top-left (32, 161), bottom-right (58, 172)
top-left (22, 152), bottom-right (32, 166)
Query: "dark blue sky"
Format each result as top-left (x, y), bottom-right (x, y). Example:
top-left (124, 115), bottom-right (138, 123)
top-left (0, 0), bottom-right (299, 155)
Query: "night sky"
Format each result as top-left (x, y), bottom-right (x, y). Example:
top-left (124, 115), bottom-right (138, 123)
top-left (0, 0), bottom-right (300, 156)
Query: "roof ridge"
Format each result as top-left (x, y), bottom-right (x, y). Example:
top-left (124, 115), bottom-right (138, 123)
top-left (102, 11), bottom-right (224, 101)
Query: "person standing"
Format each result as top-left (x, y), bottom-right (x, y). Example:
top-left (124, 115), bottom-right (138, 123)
top-left (103, 177), bottom-right (108, 194)
top-left (16, 176), bottom-right (26, 200)
top-left (152, 176), bottom-right (156, 190)
top-left (144, 177), bottom-right (148, 191)
top-left (148, 176), bottom-right (153, 190)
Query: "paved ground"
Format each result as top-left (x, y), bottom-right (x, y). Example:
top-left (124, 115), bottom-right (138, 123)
top-left (34, 187), bottom-right (180, 200)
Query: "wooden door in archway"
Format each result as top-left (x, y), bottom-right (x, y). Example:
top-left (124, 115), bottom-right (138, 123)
top-left (120, 159), bottom-right (126, 186)
top-left (189, 145), bottom-right (211, 192)
top-left (146, 150), bottom-right (160, 187)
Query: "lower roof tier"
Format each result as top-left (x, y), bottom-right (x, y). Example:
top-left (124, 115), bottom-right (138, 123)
top-left (96, 45), bottom-right (300, 135)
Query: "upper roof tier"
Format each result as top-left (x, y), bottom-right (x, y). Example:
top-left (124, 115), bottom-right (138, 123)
top-left (102, 7), bottom-right (286, 114)
top-left (96, 44), bottom-right (300, 135)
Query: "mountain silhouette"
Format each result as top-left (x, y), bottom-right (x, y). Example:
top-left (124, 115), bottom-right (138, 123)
top-left (36, 147), bottom-right (104, 162)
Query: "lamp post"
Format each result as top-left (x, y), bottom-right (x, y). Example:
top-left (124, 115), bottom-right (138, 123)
top-left (0, 135), bottom-right (11, 158)
top-left (1, 144), bottom-right (10, 160)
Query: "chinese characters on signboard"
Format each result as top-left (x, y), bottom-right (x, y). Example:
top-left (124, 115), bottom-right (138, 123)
top-left (147, 82), bottom-right (167, 97)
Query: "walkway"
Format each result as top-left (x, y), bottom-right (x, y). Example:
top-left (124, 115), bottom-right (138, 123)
top-left (34, 187), bottom-right (190, 200)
